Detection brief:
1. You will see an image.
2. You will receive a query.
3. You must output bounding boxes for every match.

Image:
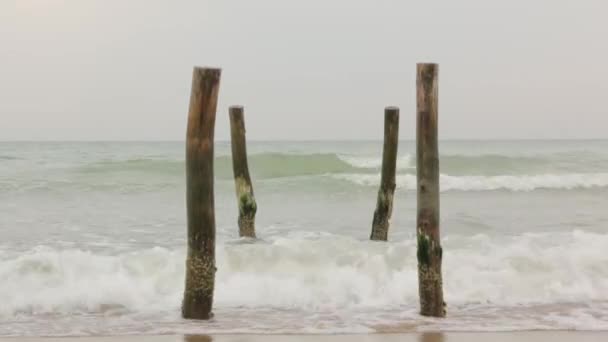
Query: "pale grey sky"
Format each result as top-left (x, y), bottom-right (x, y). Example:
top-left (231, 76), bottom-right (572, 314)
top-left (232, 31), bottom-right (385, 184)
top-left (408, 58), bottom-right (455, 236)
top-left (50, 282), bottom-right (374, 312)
top-left (1, 0), bottom-right (607, 140)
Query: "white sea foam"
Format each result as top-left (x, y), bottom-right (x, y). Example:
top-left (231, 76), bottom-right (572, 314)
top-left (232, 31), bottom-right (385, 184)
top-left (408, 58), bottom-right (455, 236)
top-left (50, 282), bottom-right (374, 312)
top-left (332, 173), bottom-right (608, 191)
top-left (1, 231), bottom-right (608, 334)
top-left (337, 154), bottom-right (414, 170)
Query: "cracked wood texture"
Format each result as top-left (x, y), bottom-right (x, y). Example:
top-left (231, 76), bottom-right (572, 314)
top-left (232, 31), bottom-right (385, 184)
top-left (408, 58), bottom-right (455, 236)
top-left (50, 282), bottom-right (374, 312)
top-left (370, 107), bottom-right (399, 241)
top-left (229, 106), bottom-right (257, 238)
top-left (182, 67), bottom-right (220, 320)
top-left (416, 63), bottom-right (445, 317)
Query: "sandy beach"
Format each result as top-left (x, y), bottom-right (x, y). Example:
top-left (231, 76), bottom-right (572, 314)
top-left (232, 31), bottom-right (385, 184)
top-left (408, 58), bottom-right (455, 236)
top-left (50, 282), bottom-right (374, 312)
top-left (2, 332), bottom-right (606, 342)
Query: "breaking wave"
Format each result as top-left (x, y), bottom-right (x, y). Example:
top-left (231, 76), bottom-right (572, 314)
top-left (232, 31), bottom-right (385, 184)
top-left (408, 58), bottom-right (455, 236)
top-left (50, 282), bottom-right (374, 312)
top-left (1, 231), bottom-right (607, 333)
top-left (4, 151), bottom-right (607, 193)
top-left (332, 173), bottom-right (608, 192)
top-left (73, 151), bottom-right (607, 178)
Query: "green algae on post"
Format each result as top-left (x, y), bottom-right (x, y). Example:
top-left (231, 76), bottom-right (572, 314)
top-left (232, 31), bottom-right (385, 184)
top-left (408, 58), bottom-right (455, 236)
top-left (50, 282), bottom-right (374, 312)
top-left (230, 106), bottom-right (258, 238)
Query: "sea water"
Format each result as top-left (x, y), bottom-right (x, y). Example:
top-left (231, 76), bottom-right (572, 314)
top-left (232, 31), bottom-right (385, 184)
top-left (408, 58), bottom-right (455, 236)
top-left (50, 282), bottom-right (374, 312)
top-left (0, 140), bottom-right (607, 336)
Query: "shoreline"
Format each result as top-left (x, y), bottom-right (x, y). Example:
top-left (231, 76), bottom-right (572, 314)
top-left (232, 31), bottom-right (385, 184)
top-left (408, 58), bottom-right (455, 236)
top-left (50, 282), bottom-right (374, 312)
top-left (2, 332), bottom-right (607, 342)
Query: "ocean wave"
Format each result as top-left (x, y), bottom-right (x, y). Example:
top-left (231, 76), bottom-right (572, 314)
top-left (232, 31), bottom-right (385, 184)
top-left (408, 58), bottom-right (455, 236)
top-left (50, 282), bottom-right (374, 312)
top-left (3, 152), bottom-right (606, 194)
top-left (332, 173), bottom-right (608, 192)
top-left (441, 154), bottom-right (553, 175)
top-left (77, 154), bottom-right (370, 180)
top-left (336, 154), bottom-right (413, 170)
top-left (73, 151), bottom-right (607, 179)
top-left (1, 231), bottom-right (607, 319)
top-left (5, 170), bottom-right (608, 194)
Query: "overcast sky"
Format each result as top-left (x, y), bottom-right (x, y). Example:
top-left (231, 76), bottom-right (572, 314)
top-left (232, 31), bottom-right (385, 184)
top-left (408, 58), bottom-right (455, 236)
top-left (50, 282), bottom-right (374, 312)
top-left (1, 0), bottom-right (606, 140)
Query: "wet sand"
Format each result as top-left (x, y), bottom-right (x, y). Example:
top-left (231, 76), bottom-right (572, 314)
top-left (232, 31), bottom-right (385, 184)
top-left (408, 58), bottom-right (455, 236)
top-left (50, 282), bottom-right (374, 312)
top-left (2, 332), bottom-right (606, 342)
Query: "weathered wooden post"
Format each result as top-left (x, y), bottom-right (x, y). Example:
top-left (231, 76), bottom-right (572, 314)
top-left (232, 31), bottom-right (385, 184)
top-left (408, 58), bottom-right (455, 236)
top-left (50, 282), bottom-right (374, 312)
top-left (370, 106), bottom-right (399, 241)
top-left (229, 106), bottom-right (257, 238)
top-left (182, 67), bottom-right (221, 320)
top-left (416, 63), bottom-right (445, 317)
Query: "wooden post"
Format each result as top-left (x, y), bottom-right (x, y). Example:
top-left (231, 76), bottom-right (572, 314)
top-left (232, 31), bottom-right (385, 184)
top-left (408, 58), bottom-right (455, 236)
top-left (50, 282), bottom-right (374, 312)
top-left (182, 67), bottom-right (221, 320)
top-left (416, 63), bottom-right (445, 317)
top-left (370, 106), bottom-right (399, 241)
top-left (229, 106), bottom-right (257, 238)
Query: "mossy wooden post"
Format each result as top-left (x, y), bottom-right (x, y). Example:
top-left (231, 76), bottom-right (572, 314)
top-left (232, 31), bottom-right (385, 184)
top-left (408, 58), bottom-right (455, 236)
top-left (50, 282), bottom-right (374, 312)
top-left (229, 106), bottom-right (257, 238)
top-left (370, 106), bottom-right (399, 241)
top-left (416, 63), bottom-right (445, 317)
top-left (182, 67), bottom-right (221, 320)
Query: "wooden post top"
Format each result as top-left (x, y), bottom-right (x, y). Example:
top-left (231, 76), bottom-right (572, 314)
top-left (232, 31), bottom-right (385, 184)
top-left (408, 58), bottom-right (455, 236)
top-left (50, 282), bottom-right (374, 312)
top-left (191, 67), bottom-right (221, 88)
top-left (193, 66), bottom-right (221, 74)
top-left (416, 63), bottom-right (439, 68)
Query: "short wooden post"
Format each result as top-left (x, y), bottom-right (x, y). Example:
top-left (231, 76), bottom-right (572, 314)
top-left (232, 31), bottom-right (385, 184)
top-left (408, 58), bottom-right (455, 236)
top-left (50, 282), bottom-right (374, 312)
top-left (416, 63), bottom-right (445, 317)
top-left (182, 67), bottom-right (221, 320)
top-left (229, 106), bottom-right (257, 238)
top-left (370, 106), bottom-right (399, 241)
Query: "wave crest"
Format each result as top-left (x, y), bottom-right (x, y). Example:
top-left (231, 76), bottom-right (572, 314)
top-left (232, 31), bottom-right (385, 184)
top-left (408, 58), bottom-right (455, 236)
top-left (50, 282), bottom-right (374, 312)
top-left (332, 173), bottom-right (608, 191)
top-left (6, 152), bottom-right (607, 193)
top-left (2, 231), bottom-right (608, 318)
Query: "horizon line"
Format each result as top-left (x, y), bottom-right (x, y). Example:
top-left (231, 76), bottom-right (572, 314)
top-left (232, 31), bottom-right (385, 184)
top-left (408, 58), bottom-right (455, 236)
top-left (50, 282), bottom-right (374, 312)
top-left (1, 138), bottom-right (607, 143)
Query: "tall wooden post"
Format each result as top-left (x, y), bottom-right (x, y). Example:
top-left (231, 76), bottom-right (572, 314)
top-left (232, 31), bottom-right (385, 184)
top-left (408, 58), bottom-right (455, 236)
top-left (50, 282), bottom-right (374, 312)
top-left (182, 67), bottom-right (221, 320)
top-left (416, 63), bottom-right (445, 317)
top-left (370, 106), bottom-right (399, 241)
top-left (229, 106), bottom-right (257, 238)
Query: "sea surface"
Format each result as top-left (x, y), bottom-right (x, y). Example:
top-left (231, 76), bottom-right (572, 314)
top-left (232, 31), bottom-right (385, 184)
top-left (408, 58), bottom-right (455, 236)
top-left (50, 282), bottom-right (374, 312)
top-left (0, 140), bottom-right (607, 336)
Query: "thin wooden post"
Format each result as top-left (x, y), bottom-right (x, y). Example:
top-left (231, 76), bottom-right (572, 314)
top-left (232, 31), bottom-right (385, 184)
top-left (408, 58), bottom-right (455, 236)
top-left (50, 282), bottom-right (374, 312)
top-left (416, 63), bottom-right (445, 317)
top-left (370, 106), bottom-right (399, 241)
top-left (182, 67), bottom-right (221, 320)
top-left (229, 106), bottom-right (257, 238)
